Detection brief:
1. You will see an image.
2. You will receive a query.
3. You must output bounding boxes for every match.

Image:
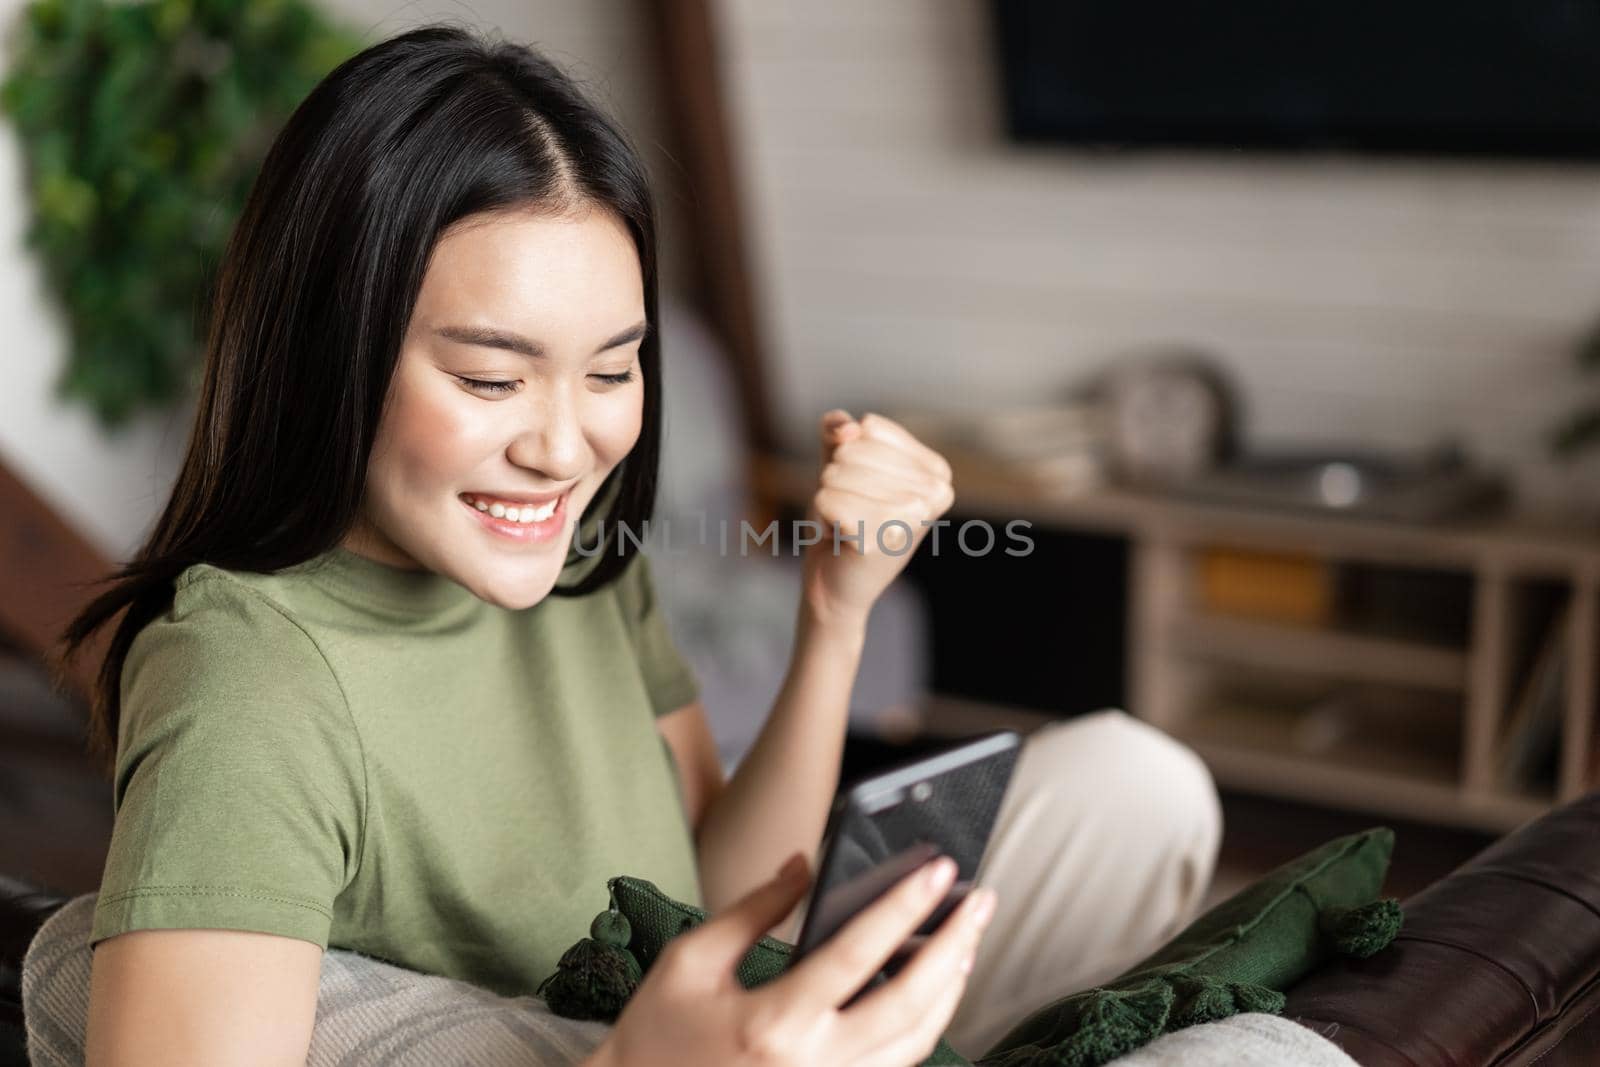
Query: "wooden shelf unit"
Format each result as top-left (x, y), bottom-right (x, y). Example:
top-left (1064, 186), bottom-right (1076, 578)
top-left (1168, 615), bottom-right (1470, 692)
top-left (757, 454), bottom-right (1600, 833)
top-left (1129, 528), bottom-right (1599, 834)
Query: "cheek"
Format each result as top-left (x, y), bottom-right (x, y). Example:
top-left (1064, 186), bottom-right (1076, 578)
top-left (372, 377), bottom-right (491, 493)
top-left (588, 389), bottom-right (644, 466)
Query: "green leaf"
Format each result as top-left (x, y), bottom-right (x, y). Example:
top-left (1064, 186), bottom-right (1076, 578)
top-left (2, 0), bottom-right (357, 427)
top-left (1550, 407), bottom-right (1600, 459)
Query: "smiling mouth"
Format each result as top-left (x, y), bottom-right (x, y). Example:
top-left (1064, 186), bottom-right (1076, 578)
top-left (460, 490), bottom-right (567, 518)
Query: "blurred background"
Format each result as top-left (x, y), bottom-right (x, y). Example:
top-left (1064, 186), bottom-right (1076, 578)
top-left (5, 0), bottom-right (1600, 904)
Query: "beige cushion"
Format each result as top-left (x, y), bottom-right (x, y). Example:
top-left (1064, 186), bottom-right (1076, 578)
top-left (24, 895), bottom-right (608, 1066)
top-left (25, 893), bottom-right (1355, 1067)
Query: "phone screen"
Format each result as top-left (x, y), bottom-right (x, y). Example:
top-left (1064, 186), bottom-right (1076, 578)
top-left (794, 732), bottom-right (1020, 969)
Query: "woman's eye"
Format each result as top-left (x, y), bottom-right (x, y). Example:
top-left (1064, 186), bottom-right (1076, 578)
top-left (456, 376), bottom-right (519, 395)
top-left (590, 370), bottom-right (636, 386)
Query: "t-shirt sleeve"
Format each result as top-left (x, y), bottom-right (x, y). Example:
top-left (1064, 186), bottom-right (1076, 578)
top-left (89, 576), bottom-right (366, 951)
top-left (616, 551), bottom-right (700, 717)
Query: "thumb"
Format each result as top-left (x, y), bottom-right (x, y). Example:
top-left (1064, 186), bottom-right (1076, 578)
top-left (690, 854), bottom-right (811, 970)
top-left (818, 408), bottom-right (860, 467)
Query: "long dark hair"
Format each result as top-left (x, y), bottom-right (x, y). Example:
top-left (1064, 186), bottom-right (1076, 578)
top-left (54, 25), bottom-right (665, 772)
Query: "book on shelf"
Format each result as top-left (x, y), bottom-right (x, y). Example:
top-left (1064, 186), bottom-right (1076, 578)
top-left (889, 404), bottom-right (1109, 496)
top-left (1195, 547), bottom-right (1333, 626)
top-left (1497, 603), bottom-right (1569, 793)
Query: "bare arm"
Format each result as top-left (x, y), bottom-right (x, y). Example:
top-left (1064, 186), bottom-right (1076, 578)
top-left (86, 929), bottom-right (322, 1066)
top-left (677, 603), bottom-right (865, 917)
top-left (660, 411), bottom-right (953, 918)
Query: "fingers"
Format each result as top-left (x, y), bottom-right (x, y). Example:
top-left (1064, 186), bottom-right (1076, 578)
top-left (855, 412), bottom-right (953, 481)
top-left (672, 854), bottom-right (811, 981)
top-left (852, 977), bottom-right (967, 1067)
top-left (827, 437), bottom-right (947, 496)
top-left (776, 855), bottom-right (958, 1012)
top-left (818, 459), bottom-right (928, 511)
top-left (822, 409), bottom-right (857, 436)
top-left (843, 885), bottom-right (999, 1060)
top-left (814, 415), bottom-right (956, 537)
top-left (817, 410), bottom-right (951, 483)
top-left (818, 408), bottom-right (862, 467)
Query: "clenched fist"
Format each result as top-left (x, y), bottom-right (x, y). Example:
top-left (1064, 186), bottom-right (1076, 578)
top-left (801, 410), bottom-right (955, 631)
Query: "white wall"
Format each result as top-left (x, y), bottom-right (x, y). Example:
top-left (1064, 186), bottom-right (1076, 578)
top-left (0, 0), bottom-right (195, 561)
top-left (0, 0), bottom-right (676, 562)
top-left (714, 0), bottom-right (1600, 508)
top-left (11, 0), bottom-right (1600, 560)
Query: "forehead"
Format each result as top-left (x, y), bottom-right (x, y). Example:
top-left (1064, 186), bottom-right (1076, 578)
top-left (415, 205), bottom-right (644, 333)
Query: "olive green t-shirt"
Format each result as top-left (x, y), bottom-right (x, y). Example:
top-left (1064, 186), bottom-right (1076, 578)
top-left (89, 545), bottom-right (703, 997)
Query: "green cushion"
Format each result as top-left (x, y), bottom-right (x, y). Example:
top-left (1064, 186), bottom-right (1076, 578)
top-left (608, 876), bottom-right (971, 1065)
top-left (978, 827), bottom-right (1401, 1067)
top-left (609, 876), bottom-right (792, 988)
top-left (550, 827), bottom-right (1400, 1067)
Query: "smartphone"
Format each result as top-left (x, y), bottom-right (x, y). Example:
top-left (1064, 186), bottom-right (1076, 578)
top-left (791, 730), bottom-right (1021, 991)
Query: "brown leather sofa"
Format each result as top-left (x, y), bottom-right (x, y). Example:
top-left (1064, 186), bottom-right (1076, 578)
top-left (1284, 790), bottom-right (1600, 1065)
top-left (4, 791), bottom-right (1599, 1065)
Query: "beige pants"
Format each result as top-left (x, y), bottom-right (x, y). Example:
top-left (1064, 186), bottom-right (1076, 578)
top-left (943, 709), bottom-right (1223, 1059)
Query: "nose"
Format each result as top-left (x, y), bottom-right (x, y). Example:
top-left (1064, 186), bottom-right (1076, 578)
top-left (506, 384), bottom-right (586, 483)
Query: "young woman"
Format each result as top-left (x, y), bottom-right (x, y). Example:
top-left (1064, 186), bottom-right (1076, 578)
top-left (57, 26), bottom-right (1221, 1067)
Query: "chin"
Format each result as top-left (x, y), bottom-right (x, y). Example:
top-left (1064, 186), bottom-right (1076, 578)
top-left (455, 558), bottom-right (565, 611)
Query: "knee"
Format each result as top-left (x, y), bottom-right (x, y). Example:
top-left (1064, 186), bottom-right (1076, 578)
top-left (1014, 709), bottom-right (1223, 867)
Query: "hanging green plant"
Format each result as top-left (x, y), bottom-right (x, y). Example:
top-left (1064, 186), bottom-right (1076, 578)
top-left (1, 0), bottom-right (359, 428)
top-left (1551, 318), bottom-right (1600, 460)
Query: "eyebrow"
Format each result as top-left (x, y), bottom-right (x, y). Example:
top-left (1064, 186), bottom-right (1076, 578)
top-left (434, 320), bottom-right (649, 359)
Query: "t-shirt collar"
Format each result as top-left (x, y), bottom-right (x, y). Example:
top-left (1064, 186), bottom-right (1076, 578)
top-left (301, 545), bottom-right (481, 618)
top-left (298, 544), bottom-right (601, 619)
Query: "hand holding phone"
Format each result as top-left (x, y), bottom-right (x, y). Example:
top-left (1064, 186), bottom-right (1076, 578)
top-left (593, 847), bottom-right (998, 1067)
top-left (791, 731), bottom-right (1020, 996)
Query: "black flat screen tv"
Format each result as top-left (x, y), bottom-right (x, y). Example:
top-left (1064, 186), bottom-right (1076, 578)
top-left (992, 0), bottom-right (1600, 159)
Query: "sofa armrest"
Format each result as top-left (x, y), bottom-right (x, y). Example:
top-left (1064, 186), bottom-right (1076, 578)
top-left (1285, 792), bottom-right (1600, 1066)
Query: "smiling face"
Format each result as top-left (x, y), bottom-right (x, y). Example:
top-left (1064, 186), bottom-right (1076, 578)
top-left (342, 204), bottom-right (647, 609)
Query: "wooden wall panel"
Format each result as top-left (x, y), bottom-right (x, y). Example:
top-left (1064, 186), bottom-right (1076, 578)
top-left (0, 456), bottom-right (111, 705)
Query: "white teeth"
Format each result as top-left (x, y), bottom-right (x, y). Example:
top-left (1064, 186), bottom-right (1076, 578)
top-left (469, 495), bottom-right (560, 524)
